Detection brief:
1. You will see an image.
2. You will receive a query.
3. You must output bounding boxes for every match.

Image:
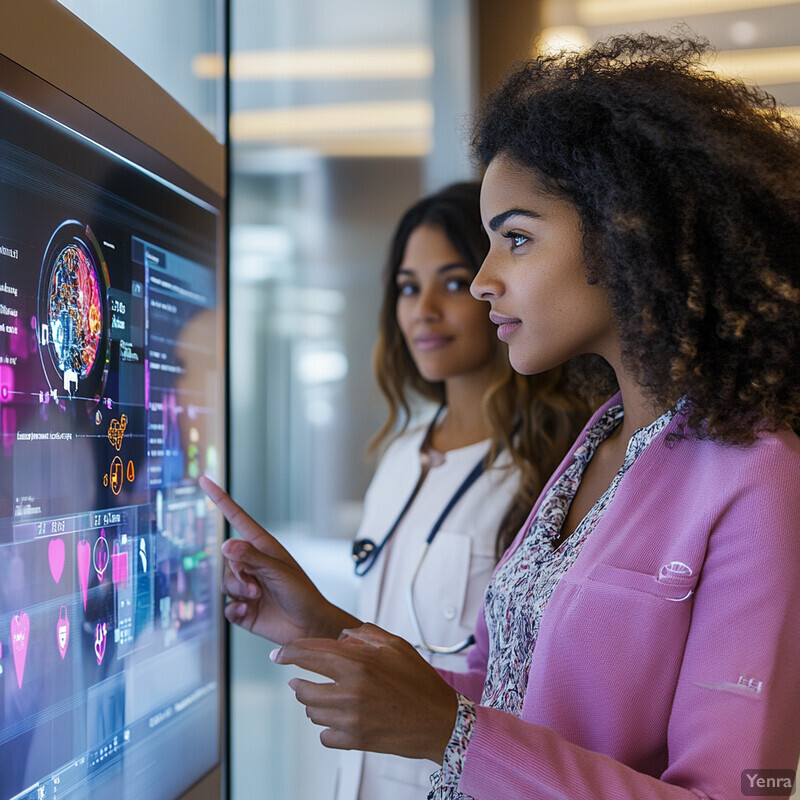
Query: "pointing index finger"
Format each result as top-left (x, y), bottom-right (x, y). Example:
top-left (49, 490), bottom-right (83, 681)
top-left (200, 475), bottom-right (283, 553)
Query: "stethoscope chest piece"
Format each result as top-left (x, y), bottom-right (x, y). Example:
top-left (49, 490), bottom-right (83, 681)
top-left (352, 538), bottom-right (379, 575)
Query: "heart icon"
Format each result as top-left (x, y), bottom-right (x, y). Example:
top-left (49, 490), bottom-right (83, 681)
top-left (10, 612), bottom-right (30, 689)
top-left (49, 538), bottom-right (65, 584)
top-left (77, 539), bottom-right (91, 610)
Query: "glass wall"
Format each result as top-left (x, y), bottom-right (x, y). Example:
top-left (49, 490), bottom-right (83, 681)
top-left (227, 1), bottom-right (476, 797)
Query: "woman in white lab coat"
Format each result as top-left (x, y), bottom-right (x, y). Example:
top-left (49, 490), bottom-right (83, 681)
top-left (336, 183), bottom-right (589, 800)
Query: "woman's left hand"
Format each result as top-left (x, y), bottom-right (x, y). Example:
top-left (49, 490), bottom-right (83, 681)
top-left (274, 623), bottom-right (459, 763)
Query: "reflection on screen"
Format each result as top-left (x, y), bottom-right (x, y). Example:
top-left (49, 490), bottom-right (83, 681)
top-left (0, 88), bottom-right (223, 800)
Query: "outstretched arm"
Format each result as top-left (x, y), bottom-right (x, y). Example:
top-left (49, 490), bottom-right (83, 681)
top-left (200, 476), bottom-right (359, 644)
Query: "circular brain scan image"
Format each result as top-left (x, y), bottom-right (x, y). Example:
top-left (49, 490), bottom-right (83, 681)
top-left (38, 220), bottom-right (110, 404)
top-left (48, 241), bottom-right (103, 378)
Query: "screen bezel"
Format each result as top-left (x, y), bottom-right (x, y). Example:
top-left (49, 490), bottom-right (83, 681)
top-left (0, 44), bottom-right (228, 800)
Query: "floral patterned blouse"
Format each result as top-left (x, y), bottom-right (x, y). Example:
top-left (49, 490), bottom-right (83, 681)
top-left (428, 402), bottom-right (678, 799)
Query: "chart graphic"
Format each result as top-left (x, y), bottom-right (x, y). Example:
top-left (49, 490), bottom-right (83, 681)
top-left (77, 539), bottom-right (91, 610)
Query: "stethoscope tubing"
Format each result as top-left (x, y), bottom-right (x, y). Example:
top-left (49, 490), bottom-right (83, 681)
top-left (353, 405), bottom-right (505, 654)
top-left (353, 406), bottom-right (495, 576)
top-left (407, 541), bottom-right (476, 655)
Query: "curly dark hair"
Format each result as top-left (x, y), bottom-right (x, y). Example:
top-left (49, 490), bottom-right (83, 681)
top-left (371, 182), bottom-right (589, 555)
top-left (473, 32), bottom-right (800, 443)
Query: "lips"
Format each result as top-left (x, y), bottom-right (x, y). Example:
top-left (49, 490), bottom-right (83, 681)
top-left (489, 311), bottom-right (521, 341)
top-left (413, 333), bottom-right (454, 351)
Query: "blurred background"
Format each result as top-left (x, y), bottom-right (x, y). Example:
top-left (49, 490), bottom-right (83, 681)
top-left (53, 0), bottom-right (800, 796)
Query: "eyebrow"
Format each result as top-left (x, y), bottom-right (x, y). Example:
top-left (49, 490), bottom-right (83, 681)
top-left (488, 208), bottom-right (541, 232)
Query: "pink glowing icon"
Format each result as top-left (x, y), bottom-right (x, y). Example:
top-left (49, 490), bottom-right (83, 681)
top-left (77, 539), bottom-right (91, 610)
top-left (10, 612), bottom-right (30, 689)
top-left (93, 529), bottom-right (110, 581)
top-left (94, 622), bottom-right (108, 665)
top-left (0, 364), bottom-right (13, 403)
top-left (57, 606), bottom-right (70, 659)
top-left (49, 537), bottom-right (65, 584)
top-left (111, 542), bottom-right (128, 586)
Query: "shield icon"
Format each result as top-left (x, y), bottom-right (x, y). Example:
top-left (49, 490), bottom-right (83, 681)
top-left (57, 606), bottom-right (70, 659)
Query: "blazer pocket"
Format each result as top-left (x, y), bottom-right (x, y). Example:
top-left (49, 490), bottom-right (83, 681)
top-left (586, 561), bottom-right (697, 601)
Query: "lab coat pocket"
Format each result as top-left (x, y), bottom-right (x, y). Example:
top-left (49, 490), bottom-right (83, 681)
top-left (412, 530), bottom-right (495, 646)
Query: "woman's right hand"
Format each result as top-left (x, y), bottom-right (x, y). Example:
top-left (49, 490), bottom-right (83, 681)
top-left (200, 476), bottom-right (360, 644)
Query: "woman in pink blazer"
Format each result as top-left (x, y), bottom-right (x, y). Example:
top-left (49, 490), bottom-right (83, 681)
top-left (204, 33), bottom-right (800, 800)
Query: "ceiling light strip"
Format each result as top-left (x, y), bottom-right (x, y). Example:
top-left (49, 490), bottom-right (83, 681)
top-left (711, 45), bottom-right (800, 86)
top-left (193, 46), bottom-right (434, 82)
top-left (230, 100), bottom-right (433, 141)
top-left (578, 0), bottom-right (800, 27)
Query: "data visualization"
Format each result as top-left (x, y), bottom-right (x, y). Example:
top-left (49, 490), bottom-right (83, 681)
top-left (0, 83), bottom-right (224, 800)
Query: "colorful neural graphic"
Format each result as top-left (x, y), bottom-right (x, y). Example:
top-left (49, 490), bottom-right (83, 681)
top-left (48, 243), bottom-right (103, 378)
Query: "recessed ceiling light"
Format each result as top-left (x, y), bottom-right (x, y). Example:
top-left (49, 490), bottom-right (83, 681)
top-left (729, 20), bottom-right (758, 47)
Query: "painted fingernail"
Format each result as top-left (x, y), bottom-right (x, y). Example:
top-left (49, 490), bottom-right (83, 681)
top-left (269, 647), bottom-right (281, 663)
top-left (287, 678), bottom-right (300, 691)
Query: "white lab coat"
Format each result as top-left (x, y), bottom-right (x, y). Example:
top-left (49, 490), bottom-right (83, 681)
top-left (335, 421), bottom-right (521, 800)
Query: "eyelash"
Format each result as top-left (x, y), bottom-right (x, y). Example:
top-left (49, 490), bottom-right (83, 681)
top-left (502, 231), bottom-right (530, 250)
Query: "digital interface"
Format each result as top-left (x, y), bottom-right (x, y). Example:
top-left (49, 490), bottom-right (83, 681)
top-left (0, 83), bottom-right (224, 800)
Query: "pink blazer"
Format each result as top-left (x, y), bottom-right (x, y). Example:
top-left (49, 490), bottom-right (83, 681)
top-left (439, 395), bottom-right (800, 799)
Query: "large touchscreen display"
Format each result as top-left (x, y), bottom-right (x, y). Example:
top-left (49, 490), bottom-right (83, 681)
top-left (0, 85), bottom-right (224, 800)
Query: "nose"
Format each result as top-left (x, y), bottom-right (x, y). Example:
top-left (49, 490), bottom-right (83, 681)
top-left (413, 284), bottom-right (442, 321)
top-left (470, 253), bottom-right (502, 301)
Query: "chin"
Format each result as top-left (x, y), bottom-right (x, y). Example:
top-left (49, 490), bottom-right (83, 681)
top-left (417, 369), bottom-right (446, 383)
top-left (411, 356), bottom-right (450, 384)
top-left (509, 349), bottom-right (562, 377)
top-left (508, 353), bottom-right (536, 376)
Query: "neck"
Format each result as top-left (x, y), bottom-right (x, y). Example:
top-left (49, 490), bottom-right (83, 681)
top-left (608, 359), bottom-right (668, 445)
top-left (431, 363), bottom-right (501, 452)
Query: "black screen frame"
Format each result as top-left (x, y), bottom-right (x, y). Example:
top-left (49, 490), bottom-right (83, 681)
top-left (0, 41), bottom-right (229, 800)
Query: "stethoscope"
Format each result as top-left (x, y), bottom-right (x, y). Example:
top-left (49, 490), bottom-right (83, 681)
top-left (352, 406), bottom-right (506, 655)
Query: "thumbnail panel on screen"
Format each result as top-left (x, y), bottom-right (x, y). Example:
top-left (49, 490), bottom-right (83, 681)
top-left (0, 86), bottom-right (223, 800)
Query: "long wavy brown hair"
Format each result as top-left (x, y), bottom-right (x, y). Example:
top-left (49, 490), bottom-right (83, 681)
top-left (370, 182), bottom-right (590, 558)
